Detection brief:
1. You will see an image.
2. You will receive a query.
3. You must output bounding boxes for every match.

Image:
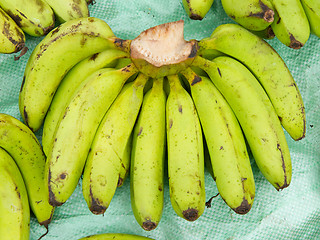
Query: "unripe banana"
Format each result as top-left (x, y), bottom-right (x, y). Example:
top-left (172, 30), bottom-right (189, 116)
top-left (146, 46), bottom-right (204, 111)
top-left (198, 23), bottom-right (305, 141)
top-left (131, 77), bottom-right (166, 230)
top-left (182, 0), bottom-right (214, 20)
top-left (46, 64), bottom-right (138, 207)
top-left (82, 73), bottom-right (148, 215)
top-left (0, 113), bottom-right (54, 227)
top-left (0, 147), bottom-right (30, 240)
top-left (19, 17), bottom-right (116, 132)
top-left (0, 7), bottom-right (25, 54)
top-left (181, 68), bottom-right (255, 214)
top-left (78, 233), bottom-right (154, 240)
top-left (166, 74), bottom-right (205, 222)
top-left (301, 0), bottom-right (320, 38)
top-left (0, 0), bottom-right (55, 37)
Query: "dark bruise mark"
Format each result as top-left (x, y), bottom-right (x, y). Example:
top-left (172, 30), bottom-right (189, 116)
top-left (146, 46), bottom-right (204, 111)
top-left (14, 46), bottom-right (28, 61)
top-left (48, 170), bottom-right (63, 207)
top-left (188, 42), bottom-right (198, 58)
top-left (89, 188), bottom-right (106, 215)
top-left (117, 177), bottom-right (123, 187)
top-left (23, 106), bottom-right (31, 130)
top-left (88, 17), bottom-right (95, 22)
top-left (277, 17), bottom-right (281, 24)
top-left (191, 75), bottom-right (202, 86)
top-left (189, 13), bottom-right (203, 20)
top-left (113, 38), bottom-right (127, 49)
top-left (121, 64), bottom-right (131, 72)
top-left (182, 208), bottom-right (199, 221)
top-left (89, 53), bottom-right (99, 61)
top-left (241, 177), bottom-right (247, 182)
top-left (20, 76), bottom-right (26, 92)
top-left (137, 127), bottom-right (143, 136)
top-left (220, 146), bottom-right (224, 150)
top-left (217, 67), bottom-right (222, 77)
top-left (233, 198), bottom-right (251, 214)
top-left (142, 220), bottom-right (157, 231)
top-left (276, 143), bottom-right (289, 190)
top-left (289, 34), bottom-right (303, 49)
top-left (249, 0), bottom-right (274, 22)
top-left (80, 36), bottom-right (87, 46)
top-left (158, 185), bottom-right (163, 191)
top-left (229, 14), bottom-right (236, 19)
top-left (178, 104), bottom-right (183, 113)
top-left (205, 193), bottom-right (219, 208)
top-left (59, 172), bottom-right (67, 180)
top-left (2, 21), bottom-right (25, 52)
top-left (169, 119), bottom-right (173, 129)
top-left (278, 116), bottom-right (283, 122)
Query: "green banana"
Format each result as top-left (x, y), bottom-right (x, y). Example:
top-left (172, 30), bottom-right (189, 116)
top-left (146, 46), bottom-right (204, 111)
top-left (182, 0), bottom-right (214, 20)
top-left (78, 233), bottom-right (154, 240)
top-left (0, 113), bottom-right (54, 227)
top-left (45, 64), bottom-right (138, 207)
top-left (193, 56), bottom-right (292, 190)
top-left (82, 73), bottom-right (148, 215)
top-left (270, 0), bottom-right (310, 48)
top-left (0, 7), bottom-right (25, 54)
top-left (181, 68), bottom-right (255, 214)
top-left (42, 49), bottom-right (128, 156)
top-left (130, 77), bottom-right (166, 230)
top-left (0, 0), bottom-right (55, 37)
top-left (19, 17), bottom-right (116, 132)
top-left (301, 0), bottom-right (320, 38)
top-left (221, 0), bottom-right (275, 31)
top-left (0, 147), bottom-right (30, 240)
top-left (198, 23), bottom-right (305, 141)
top-left (166, 74), bottom-right (205, 221)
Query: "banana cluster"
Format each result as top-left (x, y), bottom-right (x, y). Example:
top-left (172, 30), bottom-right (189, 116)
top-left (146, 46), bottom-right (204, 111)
top-left (18, 17), bottom-right (305, 232)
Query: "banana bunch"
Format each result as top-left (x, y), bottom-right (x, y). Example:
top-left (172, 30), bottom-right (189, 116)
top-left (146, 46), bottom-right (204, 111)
top-left (220, 0), bottom-right (320, 48)
top-left (20, 18), bottom-right (305, 231)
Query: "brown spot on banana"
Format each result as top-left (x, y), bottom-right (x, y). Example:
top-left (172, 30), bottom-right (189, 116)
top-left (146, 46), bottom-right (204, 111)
top-left (182, 208), bottom-right (199, 221)
top-left (276, 143), bottom-right (289, 190)
top-left (178, 104), bottom-right (182, 113)
top-left (142, 220), bottom-right (157, 231)
top-left (289, 34), bottom-right (303, 49)
top-left (89, 188), bottom-right (106, 215)
top-left (191, 75), bottom-right (202, 86)
top-left (137, 127), bottom-right (143, 136)
top-left (233, 197), bottom-right (252, 214)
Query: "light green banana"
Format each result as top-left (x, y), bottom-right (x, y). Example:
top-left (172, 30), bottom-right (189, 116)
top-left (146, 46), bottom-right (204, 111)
top-left (0, 0), bottom-right (55, 36)
top-left (0, 7), bottom-right (25, 54)
top-left (0, 113), bottom-right (54, 227)
top-left (43, 0), bottom-right (89, 23)
top-left (270, 0), bottom-right (310, 48)
top-left (42, 49), bottom-right (128, 156)
top-left (19, 17), bottom-right (116, 132)
top-left (182, 0), bottom-right (214, 20)
top-left (0, 147), bottom-right (30, 240)
top-left (45, 64), bottom-right (138, 207)
top-left (198, 23), bottom-right (305, 141)
top-left (166, 74), bottom-right (205, 221)
top-left (131, 77), bottom-right (166, 230)
top-left (221, 0), bottom-right (274, 31)
top-left (181, 68), bottom-right (255, 214)
top-left (193, 56), bottom-right (292, 190)
top-left (78, 233), bottom-right (154, 240)
top-left (301, 0), bottom-right (320, 37)
top-left (82, 73), bottom-right (148, 215)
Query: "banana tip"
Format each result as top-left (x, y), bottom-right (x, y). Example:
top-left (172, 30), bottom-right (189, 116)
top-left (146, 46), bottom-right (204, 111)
top-left (142, 220), bottom-right (157, 231)
top-left (182, 208), bottom-right (199, 221)
top-left (233, 199), bottom-right (252, 215)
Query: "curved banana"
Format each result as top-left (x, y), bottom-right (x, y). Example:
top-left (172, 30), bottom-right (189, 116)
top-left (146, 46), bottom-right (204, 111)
top-left (270, 0), bottom-right (310, 49)
top-left (0, 7), bottom-right (25, 54)
top-left (0, 0), bottom-right (55, 37)
top-left (181, 68), bottom-right (255, 214)
top-left (182, 0), bottom-right (214, 20)
top-left (301, 0), bottom-right (320, 38)
top-left (42, 49), bottom-right (128, 156)
top-left (166, 74), bottom-right (205, 222)
top-left (193, 56), bottom-right (292, 190)
top-left (221, 0), bottom-right (275, 31)
top-left (78, 233), bottom-right (154, 240)
top-left (198, 23), bottom-right (305, 141)
top-left (46, 64), bottom-right (138, 207)
top-left (82, 73), bottom-right (148, 215)
top-left (19, 17), bottom-right (116, 132)
top-left (131, 77), bottom-right (166, 230)
top-left (0, 113), bottom-right (54, 227)
top-left (0, 147), bottom-right (30, 240)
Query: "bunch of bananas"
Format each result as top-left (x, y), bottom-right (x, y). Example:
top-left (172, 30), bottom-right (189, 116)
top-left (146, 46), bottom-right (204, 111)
top-left (0, 0), bottom-right (92, 54)
top-left (19, 16), bottom-right (305, 232)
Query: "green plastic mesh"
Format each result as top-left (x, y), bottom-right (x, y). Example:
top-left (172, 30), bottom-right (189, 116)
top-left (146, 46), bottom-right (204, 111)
top-left (0, 0), bottom-right (319, 239)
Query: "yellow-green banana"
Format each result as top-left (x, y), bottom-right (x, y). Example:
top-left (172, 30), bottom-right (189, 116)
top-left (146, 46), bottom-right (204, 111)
top-left (166, 74), bottom-right (205, 221)
top-left (0, 113), bottom-right (54, 227)
top-left (19, 17), bottom-right (116, 132)
top-left (301, 0), bottom-right (320, 37)
top-left (0, 0), bottom-right (55, 36)
top-left (45, 64), bottom-right (138, 207)
top-left (0, 147), bottom-right (30, 240)
top-left (182, 0), bottom-right (214, 20)
top-left (181, 68), bottom-right (255, 214)
top-left (193, 56), bottom-right (292, 190)
top-left (130, 77), bottom-right (166, 230)
top-left (78, 233), bottom-right (154, 240)
top-left (198, 23), bottom-right (305, 141)
top-left (42, 49), bottom-right (128, 156)
top-left (82, 73), bottom-right (148, 215)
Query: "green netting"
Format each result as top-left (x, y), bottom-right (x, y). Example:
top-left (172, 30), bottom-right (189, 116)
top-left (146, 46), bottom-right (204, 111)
top-left (0, 0), bottom-right (319, 239)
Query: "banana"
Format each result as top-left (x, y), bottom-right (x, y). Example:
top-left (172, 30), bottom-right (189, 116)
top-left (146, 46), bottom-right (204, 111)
top-left (0, 147), bottom-right (30, 240)
top-left (181, 68), bottom-right (255, 214)
top-left (221, 0), bottom-right (275, 31)
top-left (182, 0), bottom-right (214, 20)
top-left (0, 0), bottom-right (55, 37)
top-left (197, 23), bottom-right (305, 141)
top-left (0, 7), bottom-right (25, 54)
top-left (250, 25), bottom-right (275, 39)
top-left (19, 17), bottom-right (116, 132)
top-left (42, 49), bottom-right (128, 156)
top-left (46, 64), bottom-right (138, 207)
top-left (270, 0), bottom-right (310, 49)
top-left (130, 77), bottom-right (166, 230)
top-left (43, 0), bottom-right (89, 23)
top-left (0, 113), bottom-right (54, 227)
top-left (166, 74), bottom-right (205, 222)
top-left (82, 73), bottom-right (148, 215)
top-left (78, 233), bottom-right (154, 240)
top-left (301, 0), bottom-right (320, 38)
top-left (192, 56), bottom-right (292, 190)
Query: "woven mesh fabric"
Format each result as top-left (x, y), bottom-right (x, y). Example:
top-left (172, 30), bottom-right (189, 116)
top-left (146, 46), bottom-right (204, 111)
top-left (0, 0), bottom-right (319, 239)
